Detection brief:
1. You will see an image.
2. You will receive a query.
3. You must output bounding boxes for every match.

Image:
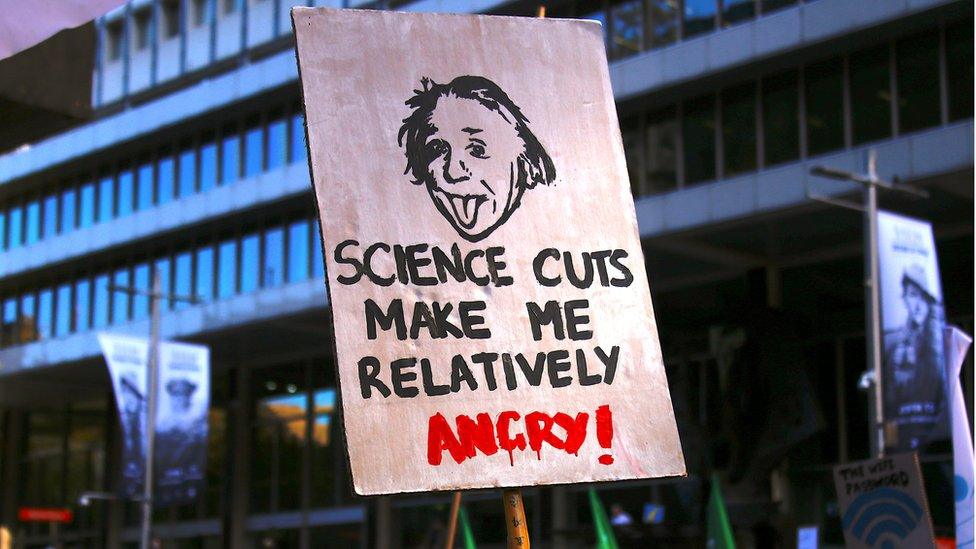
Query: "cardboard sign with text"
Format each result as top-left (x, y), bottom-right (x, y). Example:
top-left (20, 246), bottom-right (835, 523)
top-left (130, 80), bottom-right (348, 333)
top-left (293, 8), bottom-right (685, 495)
top-left (832, 453), bottom-right (935, 549)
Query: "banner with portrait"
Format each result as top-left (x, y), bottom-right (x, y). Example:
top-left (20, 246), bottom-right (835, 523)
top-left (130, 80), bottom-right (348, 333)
top-left (877, 210), bottom-right (947, 453)
top-left (98, 334), bottom-right (210, 505)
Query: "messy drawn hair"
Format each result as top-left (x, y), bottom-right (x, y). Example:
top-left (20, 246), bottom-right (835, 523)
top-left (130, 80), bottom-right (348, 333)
top-left (397, 75), bottom-right (556, 188)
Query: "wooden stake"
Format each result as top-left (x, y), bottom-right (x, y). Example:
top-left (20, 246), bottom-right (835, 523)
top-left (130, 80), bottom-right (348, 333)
top-left (502, 488), bottom-right (530, 548)
top-left (536, 5), bottom-right (546, 18)
top-left (445, 491), bottom-right (462, 549)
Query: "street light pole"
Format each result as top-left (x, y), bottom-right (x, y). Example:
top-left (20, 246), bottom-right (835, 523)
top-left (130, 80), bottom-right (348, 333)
top-left (140, 272), bottom-right (161, 549)
top-left (809, 149), bottom-right (928, 459)
top-left (110, 272), bottom-right (197, 549)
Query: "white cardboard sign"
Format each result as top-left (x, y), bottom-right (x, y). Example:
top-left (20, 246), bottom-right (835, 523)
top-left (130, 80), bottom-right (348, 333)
top-left (293, 8), bottom-right (685, 495)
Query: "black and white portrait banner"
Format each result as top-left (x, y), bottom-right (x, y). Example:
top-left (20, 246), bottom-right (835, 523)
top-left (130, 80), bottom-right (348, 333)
top-left (877, 210), bottom-right (947, 453)
top-left (98, 333), bottom-right (210, 506)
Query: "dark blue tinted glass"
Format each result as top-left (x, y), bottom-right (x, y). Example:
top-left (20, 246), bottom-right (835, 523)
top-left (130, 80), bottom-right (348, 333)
top-left (43, 194), bottom-right (58, 238)
top-left (200, 140), bottom-right (217, 192)
top-left (75, 279), bottom-right (90, 332)
top-left (245, 125), bottom-right (263, 177)
top-left (158, 155), bottom-right (175, 205)
top-left (37, 289), bottom-right (53, 339)
top-left (8, 206), bottom-right (22, 248)
top-left (112, 268), bottom-right (130, 324)
top-left (240, 233), bottom-right (259, 294)
top-left (288, 219), bottom-right (310, 283)
top-left (137, 161), bottom-right (154, 210)
top-left (175, 251), bottom-right (193, 310)
top-left (60, 189), bottom-right (76, 233)
top-left (25, 200), bottom-right (40, 245)
top-left (93, 273), bottom-right (110, 328)
top-left (683, 0), bottom-right (716, 38)
top-left (79, 182), bottom-right (95, 228)
top-left (263, 227), bottom-right (283, 288)
top-left (179, 147), bottom-right (197, 198)
top-left (196, 245), bottom-right (214, 302)
top-left (154, 258), bottom-right (172, 310)
top-left (268, 118), bottom-right (287, 169)
top-left (133, 262), bottom-right (150, 319)
top-left (218, 239), bottom-right (237, 298)
top-left (290, 113), bottom-right (305, 163)
top-left (97, 175), bottom-right (114, 223)
top-left (310, 219), bottom-right (324, 279)
top-left (221, 131), bottom-right (240, 184)
top-left (56, 284), bottom-right (71, 336)
top-left (117, 168), bottom-right (134, 217)
top-left (20, 294), bottom-right (35, 342)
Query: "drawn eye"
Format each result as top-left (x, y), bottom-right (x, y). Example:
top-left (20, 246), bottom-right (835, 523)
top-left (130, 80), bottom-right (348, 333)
top-left (467, 143), bottom-right (489, 159)
top-left (427, 139), bottom-right (449, 158)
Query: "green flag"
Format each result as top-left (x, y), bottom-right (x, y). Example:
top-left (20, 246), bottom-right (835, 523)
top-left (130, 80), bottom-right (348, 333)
top-left (706, 474), bottom-right (736, 549)
top-left (458, 505), bottom-right (477, 549)
top-left (588, 488), bottom-right (620, 549)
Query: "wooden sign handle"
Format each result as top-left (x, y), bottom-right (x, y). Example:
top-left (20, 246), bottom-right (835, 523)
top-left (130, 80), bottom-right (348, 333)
top-left (502, 488), bottom-right (530, 548)
top-left (445, 491), bottom-right (462, 549)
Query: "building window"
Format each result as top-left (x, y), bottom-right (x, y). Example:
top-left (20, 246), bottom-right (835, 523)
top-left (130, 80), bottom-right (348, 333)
top-left (42, 193), bottom-right (58, 239)
top-left (251, 363), bottom-right (309, 513)
top-left (221, 126), bottom-right (240, 184)
top-left (106, 20), bottom-right (124, 61)
top-left (850, 44), bottom-right (892, 145)
top-left (682, 95), bottom-right (717, 185)
top-left (263, 226), bottom-right (284, 288)
top-left (620, 116), bottom-right (644, 197)
top-left (0, 211), bottom-right (6, 251)
top-left (609, 0), bottom-right (643, 61)
top-left (200, 137), bottom-right (218, 192)
top-left (79, 181), bottom-right (95, 229)
top-left (761, 0), bottom-right (795, 13)
top-left (93, 273), bottom-right (110, 329)
top-left (240, 232), bottom-right (260, 294)
top-left (60, 188), bottom-right (77, 234)
top-left (645, 107), bottom-right (678, 194)
top-left (722, 0), bottom-right (755, 27)
top-left (946, 20), bottom-right (973, 122)
top-left (804, 57), bottom-right (844, 156)
top-left (192, 0), bottom-right (209, 26)
top-left (721, 82), bottom-right (757, 176)
top-left (55, 284), bottom-right (72, 337)
top-left (289, 112), bottom-right (306, 164)
top-left (158, 153), bottom-right (176, 205)
top-left (1, 298), bottom-right (16, 347)
top-left (175, 250), bottom-right (194, 308)
top-left (178, 144), bottom-right (198, 199)
top-left (133, 8), bottom-right (152, 51)
top-left (161, 0), bottom-right (181, 39)
top-left (895, 30), bottom-right (940, 134)
top-left (195, 245), bottom-right (215, 302)
top-left (97, 174), bottom-right (114, 224)
top-left (8, 205), bottom-right (23, 249)
top-left (37, 288), bottom-right (53, 340)
top-left (762, 70), bottom-right (799, 166)
top-left (683, 0), bottom-right (716, 39)
top-left (646, 0), bottom-right (679, 49)
top-left (19, 293), bottom-right (36, 343)
top-left (25, 199), bottom-right (40, 246)
top-left (288, 219), bottom-right (311, 283)
top-left (244, 119), bottom-right (265, 178)
top-left (154, 257), bottom-right (172, 309)
top-left (137, 159), bottom-right (154, 211)
top-left (117, 167), bottom-right (134, 218)
top-left (223, 0), bottom-right (237, 15)
top-left (217, 239), bottom-right (237, 298)
top-left (133, 262), bottom-right (151, 319)
top-left (268, 116), bottom-right (287, 170)
top-left (74, 279), bottom-right (90, 332)
top-left (112, 268), bottom-right (130, 324)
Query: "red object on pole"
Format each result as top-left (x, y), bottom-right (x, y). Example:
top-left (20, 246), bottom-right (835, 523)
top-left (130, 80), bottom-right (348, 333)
top-left (17, 508), bottom-right (73, 523)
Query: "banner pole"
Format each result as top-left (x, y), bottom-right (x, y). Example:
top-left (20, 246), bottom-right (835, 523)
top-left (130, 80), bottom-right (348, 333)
top-left (139, 271), bottom-right (161, 549)
top-left (864, 150), bottom-right (885, 458)
top-left (502, 488), bottom-right (529, 548)
top-left (445, 491), bottom-right (462, 549)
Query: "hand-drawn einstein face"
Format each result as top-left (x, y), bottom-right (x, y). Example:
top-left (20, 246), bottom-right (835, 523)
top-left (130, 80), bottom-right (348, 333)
top-left (399, 76), bottom-right (555, 242)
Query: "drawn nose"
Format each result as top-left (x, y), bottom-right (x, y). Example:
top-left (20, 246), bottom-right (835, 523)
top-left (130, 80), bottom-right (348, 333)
top-left (443, 154), bottom-right (470, 184)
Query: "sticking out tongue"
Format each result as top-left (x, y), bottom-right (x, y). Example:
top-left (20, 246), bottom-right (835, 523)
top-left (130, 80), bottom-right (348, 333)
top-left (447, 194), bottom-right (483, 229)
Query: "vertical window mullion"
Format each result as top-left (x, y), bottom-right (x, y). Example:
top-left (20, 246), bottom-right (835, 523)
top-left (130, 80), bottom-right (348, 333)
top-left (798, 65), bottom-right (808, 159)
top-left (714, 93), bottom-right (723, 180)
top-left (676, 102), bottom-right (685, 188)
top-left (755, 79), bottom-right (764, 170)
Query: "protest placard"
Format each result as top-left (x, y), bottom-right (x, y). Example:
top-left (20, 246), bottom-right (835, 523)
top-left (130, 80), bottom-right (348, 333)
top-left (293, 8), bottom-right (685, 495)
top-left (833, 453), bottom-right (935, 549)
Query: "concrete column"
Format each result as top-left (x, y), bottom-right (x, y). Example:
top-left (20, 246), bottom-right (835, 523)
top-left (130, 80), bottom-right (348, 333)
top-left (0, 410), bottom-right (24, 547)
top-left (229, 366), bottom-right (250, 549)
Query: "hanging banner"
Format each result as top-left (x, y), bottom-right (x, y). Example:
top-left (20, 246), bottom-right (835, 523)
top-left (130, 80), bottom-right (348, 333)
top-left (98, 333), bottom-right (210, 506)
top-left (292, 8), bottom-right (685, 495)
top-left (833, 452), bottom-right (935, 549)
top-left (877, 210), bottom-right (947, 452)
top-left (98, 333), bottom-right (150, 498)
top-left (943, 326), bottom-right (973, 547)
top-left (155, 340), bottom-right (210, 507)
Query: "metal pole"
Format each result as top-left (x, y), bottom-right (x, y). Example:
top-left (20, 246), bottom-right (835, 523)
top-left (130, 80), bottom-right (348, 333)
top-left (864, 150), bottom-right (885, 458)
top-left (140, 272), bottom-right (161, 549)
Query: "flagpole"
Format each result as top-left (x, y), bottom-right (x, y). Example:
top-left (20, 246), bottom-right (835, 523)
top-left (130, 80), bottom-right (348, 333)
top-left (502, 488), bottom-right (529, 548)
